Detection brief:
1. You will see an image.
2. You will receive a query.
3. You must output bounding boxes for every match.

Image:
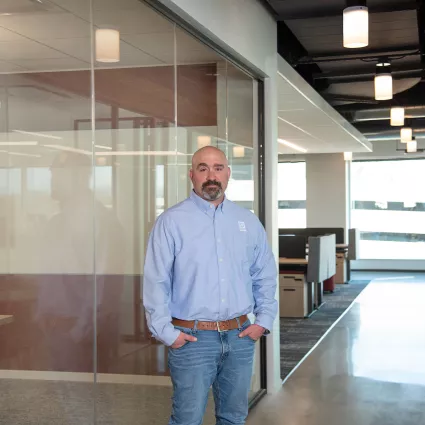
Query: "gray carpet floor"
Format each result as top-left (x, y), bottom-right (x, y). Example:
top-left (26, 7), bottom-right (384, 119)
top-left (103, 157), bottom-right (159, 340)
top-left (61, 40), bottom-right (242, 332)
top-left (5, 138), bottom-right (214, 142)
top-left (280, 280), bottom-right (370, 380)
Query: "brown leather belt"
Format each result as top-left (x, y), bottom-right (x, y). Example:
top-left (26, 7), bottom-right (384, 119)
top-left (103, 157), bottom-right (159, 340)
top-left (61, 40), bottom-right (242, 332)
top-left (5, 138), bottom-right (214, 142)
top-left (172, 314), bottom-right (249, 332)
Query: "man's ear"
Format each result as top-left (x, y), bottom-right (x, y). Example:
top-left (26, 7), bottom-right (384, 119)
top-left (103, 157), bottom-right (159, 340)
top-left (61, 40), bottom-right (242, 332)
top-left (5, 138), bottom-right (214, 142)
top-left (189, 168), bottom-right (193, 180)
top-left (227, 166), bottom-right (231, 179)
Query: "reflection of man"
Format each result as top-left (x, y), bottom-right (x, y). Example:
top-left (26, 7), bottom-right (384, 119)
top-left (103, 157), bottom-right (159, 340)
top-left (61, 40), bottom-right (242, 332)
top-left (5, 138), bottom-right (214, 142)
top-left (144, 146), bottom-right (277, 425)
top-left (36, 151), bottom-right (125, 372)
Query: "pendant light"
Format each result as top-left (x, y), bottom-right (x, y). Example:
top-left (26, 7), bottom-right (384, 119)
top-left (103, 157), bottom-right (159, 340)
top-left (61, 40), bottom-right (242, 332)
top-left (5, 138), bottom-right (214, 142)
top-left (343, 1), bottom-right (369, 48)
top-left (400, 127), bottom-right (413, 143)
top-left (95, 28), bottom-right (120, 63)
top-left (406, 139), bottom-right (417, 153)
top-left (197, 135), bottom-right (211, 149)
top-left (233, 146), bottom-right (245, 158)
top-left (390, 107), bottom-right (405, 126)
top-left (374, 59), bottom-right (392, 101)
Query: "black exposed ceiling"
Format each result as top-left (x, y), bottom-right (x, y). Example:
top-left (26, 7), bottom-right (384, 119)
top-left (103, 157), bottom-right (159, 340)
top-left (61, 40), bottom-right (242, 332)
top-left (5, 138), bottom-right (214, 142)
top-left (265, 0), bottom-right (425, 141)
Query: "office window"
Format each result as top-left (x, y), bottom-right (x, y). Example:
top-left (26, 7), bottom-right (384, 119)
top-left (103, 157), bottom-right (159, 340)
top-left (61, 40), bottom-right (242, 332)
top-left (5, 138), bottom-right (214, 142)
top-left (351, 159), bottom-right (425, 260)
top-left (278, 162), bottom-right (306, 228)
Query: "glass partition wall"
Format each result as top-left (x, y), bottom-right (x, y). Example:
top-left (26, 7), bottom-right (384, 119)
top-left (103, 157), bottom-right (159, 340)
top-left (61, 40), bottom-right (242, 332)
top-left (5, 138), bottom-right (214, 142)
top-left (0, 0), bottom-right (263, 423)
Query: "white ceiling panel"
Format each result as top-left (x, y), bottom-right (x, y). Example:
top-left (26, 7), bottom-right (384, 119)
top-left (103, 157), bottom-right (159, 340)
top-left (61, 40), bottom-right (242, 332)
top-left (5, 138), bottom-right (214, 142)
top-left (278, 55), bottom-right (372, 155)
top-left (48, 0), bottom-right (142, 20)
top-left (96, 42), bottom-right (164, 67)
top-left (11, 57), bottom-right (89, 71)
top-left (0, 40), bottom-right (67, 60)
top-left (0, 13), bottom-right (90, 39)
top-left (37, 37), bottom-right (91, 61)
top-left (0, 60), bottom-right (26, 73)
top-left (0, 27), bottom-right (28, 42)
top-left (93, 7), bottom-right (174, 35)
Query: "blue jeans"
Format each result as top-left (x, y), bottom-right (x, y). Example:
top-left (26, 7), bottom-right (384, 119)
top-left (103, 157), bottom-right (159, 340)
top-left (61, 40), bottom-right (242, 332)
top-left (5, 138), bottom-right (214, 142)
top-left (168, 320), bottom-right (255, 425)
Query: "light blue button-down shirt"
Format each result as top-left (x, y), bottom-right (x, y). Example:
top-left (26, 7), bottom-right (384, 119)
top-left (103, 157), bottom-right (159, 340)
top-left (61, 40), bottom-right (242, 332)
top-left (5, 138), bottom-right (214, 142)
top-left (143, 190), bottom-right (278, 346)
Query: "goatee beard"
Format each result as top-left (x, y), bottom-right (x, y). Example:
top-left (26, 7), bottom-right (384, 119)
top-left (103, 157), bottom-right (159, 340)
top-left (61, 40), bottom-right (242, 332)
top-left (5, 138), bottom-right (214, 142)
top-left (202, 180), bottom-right (223, 201)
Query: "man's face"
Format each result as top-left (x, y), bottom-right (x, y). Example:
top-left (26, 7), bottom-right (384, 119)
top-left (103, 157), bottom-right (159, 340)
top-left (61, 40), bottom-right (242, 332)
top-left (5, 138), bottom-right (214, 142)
top-left (190, 148), bottom-right (230, 202)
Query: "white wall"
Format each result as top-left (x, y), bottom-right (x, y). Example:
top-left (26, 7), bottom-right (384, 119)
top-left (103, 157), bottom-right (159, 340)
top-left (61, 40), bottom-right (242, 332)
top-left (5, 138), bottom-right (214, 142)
top-left (306, 153), bottom-right (349, 241)
top-left (352, 259), bottom-right (425, 271)
top-left (155, 0), bottom-right (281, 393)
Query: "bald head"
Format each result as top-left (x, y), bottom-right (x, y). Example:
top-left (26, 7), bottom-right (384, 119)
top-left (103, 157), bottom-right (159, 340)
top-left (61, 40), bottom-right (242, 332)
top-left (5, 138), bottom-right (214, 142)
top-left (190, 146), bottom-right (231, 205)
top-left (191, 146), bottom-right (228, 168)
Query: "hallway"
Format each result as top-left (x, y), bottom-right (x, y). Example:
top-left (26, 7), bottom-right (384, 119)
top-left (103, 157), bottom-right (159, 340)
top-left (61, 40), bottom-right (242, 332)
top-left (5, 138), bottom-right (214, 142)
top-left (248, 276), bottom-right (425, 425)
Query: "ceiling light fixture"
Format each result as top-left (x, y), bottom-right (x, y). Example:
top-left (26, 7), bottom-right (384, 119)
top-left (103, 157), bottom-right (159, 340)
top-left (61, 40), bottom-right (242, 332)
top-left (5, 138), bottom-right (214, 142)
top-left (95, 28), bottom-right (120, 63)
top-left (0, 150), bottom-right (41, 158)
top-left (343, 1), bottom-right (369, 48)
top-left (233, 146), bottom-right (245, 158)
top-left (344, 152), bottom-right (353, 161)
top-left (12, 130), bottom-right (62, 140)
top-left (406, 140), bottom-right (417, 153)
top-left (374, 59), bottom-right (393, 100)
top-left (0, 141), bottom-right (38, 146)
top-left (400, 127), bottom-right (413, 143)
top-left (390, 107), bottom-right (405, 126)
top-left (197, 135), bottom-right (211, 149)
top-left (278, 139), bottom-right (308, 153)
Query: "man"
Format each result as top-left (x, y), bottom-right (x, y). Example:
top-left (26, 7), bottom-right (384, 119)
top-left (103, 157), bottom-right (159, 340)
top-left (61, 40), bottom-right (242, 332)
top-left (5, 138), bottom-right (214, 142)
top-left (143, 146), bottom-right (277, 425)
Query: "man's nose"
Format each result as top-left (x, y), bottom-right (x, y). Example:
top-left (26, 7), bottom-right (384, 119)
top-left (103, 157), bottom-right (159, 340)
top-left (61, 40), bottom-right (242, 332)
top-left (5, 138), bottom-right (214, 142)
top-left (207, 169), bottom-right (217, 179)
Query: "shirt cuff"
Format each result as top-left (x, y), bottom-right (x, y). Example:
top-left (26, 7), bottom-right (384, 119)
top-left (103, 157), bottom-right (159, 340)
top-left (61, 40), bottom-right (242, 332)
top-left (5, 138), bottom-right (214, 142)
top-left (158, 325), bottom-right (181, 347)
top-left (254, 313), bottom-right (274, 334)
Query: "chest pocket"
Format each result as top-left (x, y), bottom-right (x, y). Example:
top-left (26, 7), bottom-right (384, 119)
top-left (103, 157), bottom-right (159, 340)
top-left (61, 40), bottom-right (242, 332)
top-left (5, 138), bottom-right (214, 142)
top-left (232, 226), bottom-right (255, 265)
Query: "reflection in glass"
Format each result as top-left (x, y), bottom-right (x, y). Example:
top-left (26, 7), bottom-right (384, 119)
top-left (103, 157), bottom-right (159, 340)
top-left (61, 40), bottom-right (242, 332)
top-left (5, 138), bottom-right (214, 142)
top-left (0, 0), bottom-right (261, 422)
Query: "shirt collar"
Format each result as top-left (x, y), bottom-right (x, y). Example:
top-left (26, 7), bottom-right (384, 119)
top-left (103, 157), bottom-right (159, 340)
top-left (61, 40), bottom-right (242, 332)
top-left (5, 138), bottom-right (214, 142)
top-left (190, 190), bottom-right (226, 213)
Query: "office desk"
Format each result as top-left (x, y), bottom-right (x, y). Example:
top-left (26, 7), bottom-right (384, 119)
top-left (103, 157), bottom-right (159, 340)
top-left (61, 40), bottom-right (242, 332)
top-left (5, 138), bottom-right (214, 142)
top-left (279, 258), bottom-right (308, 265)
top-left (279, 258), bottom-right (315, 316)
top-left (0, 315), bottom-right (14, 326)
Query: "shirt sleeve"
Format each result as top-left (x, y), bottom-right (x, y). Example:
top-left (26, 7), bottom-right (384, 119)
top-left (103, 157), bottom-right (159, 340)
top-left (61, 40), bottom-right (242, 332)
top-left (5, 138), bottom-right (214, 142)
top-left (143, 214), bottom-right (180, 346)
top-left (250, 220), bottom-right (278, 332)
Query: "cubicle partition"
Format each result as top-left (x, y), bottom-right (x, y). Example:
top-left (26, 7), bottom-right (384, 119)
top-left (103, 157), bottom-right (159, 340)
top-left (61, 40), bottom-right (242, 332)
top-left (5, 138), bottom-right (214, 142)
top-left (279, 233), bottom-right (338, 318)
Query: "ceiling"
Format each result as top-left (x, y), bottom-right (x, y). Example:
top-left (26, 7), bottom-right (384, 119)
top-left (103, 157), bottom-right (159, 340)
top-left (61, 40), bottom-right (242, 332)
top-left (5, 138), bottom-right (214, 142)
top-left (278, 55), bottom-right (372, 154)
top-left (0, 0), bottom-right (221, 72)
top-left (266, 0), bottom-right (425, 154)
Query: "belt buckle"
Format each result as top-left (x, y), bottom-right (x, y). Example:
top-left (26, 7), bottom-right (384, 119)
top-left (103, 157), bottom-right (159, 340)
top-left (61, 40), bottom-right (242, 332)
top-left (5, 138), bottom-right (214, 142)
top-left (216, 321), bottom-right (228, 333)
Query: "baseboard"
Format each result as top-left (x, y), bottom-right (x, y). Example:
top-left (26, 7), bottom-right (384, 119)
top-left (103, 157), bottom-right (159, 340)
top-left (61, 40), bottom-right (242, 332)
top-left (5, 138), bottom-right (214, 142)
top-left (0, 370), bottom-right (172, 386)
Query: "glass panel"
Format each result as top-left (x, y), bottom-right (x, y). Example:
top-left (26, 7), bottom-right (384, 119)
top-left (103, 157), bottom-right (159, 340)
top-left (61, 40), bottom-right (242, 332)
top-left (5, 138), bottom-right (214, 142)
top-left (0, 0), bottom-right (95, 423)
top-left (90, 1), bottom-right (177, 422)
top-left (278, 162), bottom-right (306, 228)
top-left (351, 159), bottom-right (425, 259)
top-left (0, 0), bottom-right (263, 423)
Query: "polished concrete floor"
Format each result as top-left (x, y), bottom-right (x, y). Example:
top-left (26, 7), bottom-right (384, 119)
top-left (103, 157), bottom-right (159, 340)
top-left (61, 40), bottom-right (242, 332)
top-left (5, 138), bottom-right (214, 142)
top-left (248, 275), bottom-right (425, 425)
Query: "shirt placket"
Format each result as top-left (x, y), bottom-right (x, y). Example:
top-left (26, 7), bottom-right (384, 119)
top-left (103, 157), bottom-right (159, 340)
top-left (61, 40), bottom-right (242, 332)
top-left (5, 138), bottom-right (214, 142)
top-left (213, 208), bottom-right (226, 320)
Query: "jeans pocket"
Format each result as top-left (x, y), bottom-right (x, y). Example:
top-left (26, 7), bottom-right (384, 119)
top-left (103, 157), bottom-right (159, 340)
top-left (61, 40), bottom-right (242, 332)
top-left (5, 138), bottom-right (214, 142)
top-left (170, 325), bottom-right (195, 351)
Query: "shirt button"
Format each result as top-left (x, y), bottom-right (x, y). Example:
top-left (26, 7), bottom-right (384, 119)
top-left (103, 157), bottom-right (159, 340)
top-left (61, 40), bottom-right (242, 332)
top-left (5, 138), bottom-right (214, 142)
top-left (221, 299), bottom-right (225, 303)
top-left (219, 258), bottom-right (223, 262)
top-left (221, 278), bottom-right (225, 282)
top-left (217, 239), bottom-right (221, 243)
top-left (210, 205), bottom-right (213, 209)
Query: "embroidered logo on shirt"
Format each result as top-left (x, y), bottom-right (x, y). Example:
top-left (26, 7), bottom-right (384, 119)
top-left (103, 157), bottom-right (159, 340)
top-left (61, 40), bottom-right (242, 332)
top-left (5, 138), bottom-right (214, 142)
top-left (238, 221), bottom-right (246, 232)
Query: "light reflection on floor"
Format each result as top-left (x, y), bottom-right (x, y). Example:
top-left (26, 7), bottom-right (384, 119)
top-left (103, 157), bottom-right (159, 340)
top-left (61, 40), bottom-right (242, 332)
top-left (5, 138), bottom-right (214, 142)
top-left (247, 274), bottom-right (425, 425)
